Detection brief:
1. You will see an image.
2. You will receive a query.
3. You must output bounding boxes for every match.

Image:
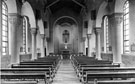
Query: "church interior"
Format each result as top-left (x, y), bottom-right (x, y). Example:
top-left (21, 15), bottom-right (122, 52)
top-left (1, 0), bottom-right (135, 84)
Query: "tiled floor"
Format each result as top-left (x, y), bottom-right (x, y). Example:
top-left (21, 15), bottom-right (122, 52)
top-left (52, 60), bottom-right (82, 84)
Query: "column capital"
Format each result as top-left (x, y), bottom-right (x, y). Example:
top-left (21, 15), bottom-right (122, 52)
top-left (8, 13), bottom-right (22, 18)
top-left (31, 28), bottom-right (37, 35)
top-left (94, 27), bottom-right (102, 34)
top-left (109, 13), bottom-right (123, 18)
top-left (87, 34), bottom-right (92, 39)
top-left (40, 34), bottom-right (45, 39)
top-left (8, 13), bottom-right (22, 26)
top-left (109, 13), bottom-right (123, 24)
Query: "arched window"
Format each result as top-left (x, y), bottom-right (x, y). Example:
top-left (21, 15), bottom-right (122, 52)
top-left (123, 0), bottom-right (129, 53)
top-left (104, 16), bottom-right (109, 52)
top-left (2, 1), bottom-right (8, 55)
top-left (22, 16), bottom-right (28, 53)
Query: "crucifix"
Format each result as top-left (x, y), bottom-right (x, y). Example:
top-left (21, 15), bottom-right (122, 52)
top-left (63, 30), bottom-right (69, 49)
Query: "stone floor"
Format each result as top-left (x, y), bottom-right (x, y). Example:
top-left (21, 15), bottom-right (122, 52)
top-left (52, 59), bottom-right (82, 84)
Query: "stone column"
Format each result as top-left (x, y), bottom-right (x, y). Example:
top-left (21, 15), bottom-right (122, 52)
top-left (31, 28), bottom-right (37, 60)
top-left (40, 34), bottom-right (45, 57)
top-left (95, 27), bottom-right (102, 60)
top-left (87, 34), bottom-right (92, 57)
top-left (0, 1), bottom-right (2, 58)
top-left (82, 37), bottom-right (86, 55)
top-left (45, 36), bottom-right (49, 56)
top-left (110, 13), bottom-right (123, 64)
top-left (9, 13), bottom-right (22, 64)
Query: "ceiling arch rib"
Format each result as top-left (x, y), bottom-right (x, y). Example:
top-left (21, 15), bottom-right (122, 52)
top-left (46, 0), bottom-right (85, 14)
top-left (21, 1), bottom-right (36, 28)
top-left (53, 16), bottom-right (78, 27)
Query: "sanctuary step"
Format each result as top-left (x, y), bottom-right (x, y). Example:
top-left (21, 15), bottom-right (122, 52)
top-left (52, 59), bottom-right (81, 84)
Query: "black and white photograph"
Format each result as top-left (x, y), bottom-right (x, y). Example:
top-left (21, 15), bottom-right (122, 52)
top-left (0, 0), bottom-right (135, 84)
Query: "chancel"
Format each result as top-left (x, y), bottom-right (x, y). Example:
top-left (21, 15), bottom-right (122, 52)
top-left (63, 30), bottom-right (69, 43)
top-left (0, 0), bottom-right (135, 84)
top-left (63, 30), bottom-right (69, 49)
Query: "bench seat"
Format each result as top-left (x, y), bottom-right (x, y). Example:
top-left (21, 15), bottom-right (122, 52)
top-left (94, 79), bottom-right (135, 84)
top-left (1, 80), bottom-right (37, 84)
top-left (83, 71), bottom-right (135, 83)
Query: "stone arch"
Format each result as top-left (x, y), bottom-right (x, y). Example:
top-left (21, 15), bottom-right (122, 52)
top-left (114, 0), bottom-right (126, 12)
top-left (37, 19), bottom-right (44, 34)
top-left (22, 16), bottom-right (30, 24)
top-left (21, 1), bottom-right (36, 28)
top-left (62, 30), bottom-right (70, 43)
top-left (53, 16), bottom-right (78, 28)
top-left (6, 0), bottom-right (17, 13)
top-left (96, 1), bottom-right (108, 27)
top-left (53, 16), bottom-right (79, 53)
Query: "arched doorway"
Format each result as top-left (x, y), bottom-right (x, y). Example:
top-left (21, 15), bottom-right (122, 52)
top-left (53, 16), bottom-right (78, 58)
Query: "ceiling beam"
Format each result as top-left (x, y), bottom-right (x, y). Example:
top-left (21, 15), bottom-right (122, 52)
top-left (46, 0), bottom-right (60, 8)
top-left (80, 7), bottom-right (87, 16)
top-left (47, 7), bottom-right (52, 15)
top-left (72, 0), bottom-right (85, 8)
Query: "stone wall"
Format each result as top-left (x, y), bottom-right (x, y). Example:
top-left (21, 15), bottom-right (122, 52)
top-left (122, 54), bottom-right (135, 67)
top-left (101, 53), bottom-right (135, 67)
top-left (1, 55), bottom-right (11, 68)
top-left (101, 53), bottom-right (113, 61)
top-left (20, 54), bottom-right (32, 62)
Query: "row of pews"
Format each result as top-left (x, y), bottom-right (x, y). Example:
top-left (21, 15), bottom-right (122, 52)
top-left (71, 55), bottom-right (135, 84)
top-left (1, 55), bottom-right (61, 84)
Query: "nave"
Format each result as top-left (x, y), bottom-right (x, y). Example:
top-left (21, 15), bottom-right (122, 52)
top-left (1, 54), bottom-right (135, 84)
top-left (1, 0), bottom-right (135, 84)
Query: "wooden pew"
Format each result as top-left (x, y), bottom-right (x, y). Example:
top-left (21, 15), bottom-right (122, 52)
top-left (73, 60), bottom-right (113, 74)
top-left (11, 64), bottom-right (53, 68)
top-left (1, 68), bottom-right (53, 79)
top-left (19, 62), bottom-right (59, 71)
top-left (81, 67), bottom-right (135, 72)
top-left (11, 64), bottom-right (54, 70)
top-left (1, 73), bottom-right (47, 83)
top-left (1, 56), bottom-right (61, 84)
top-left (19, 62), bottom-right (54, 65)
top-left (71, 55), bottom-right (135, 84)
top-left (77, 64), bottom-right (120, 72)
top-left (1, 68), bottom-right (54, 84)
top-left (20, 61), bottom-right (55, 65)
top-left (94, 79), bottom-right (135, 84)
top-left (71, 56), bottom-right (112, 69)
top-left (83, 71), bottom-right (135, 83)
top-left (76, 64), bottom-right (120, 77)
top-left (1, 80), bottom-right (37, 84)
top-left (19, 56), bottom-right (61, 72)
top-left (11, 64), bottom-right (56, 77)
top-left (79, 64), bottom-right (120, 68)
top-left (1, 68), bottom-right (51, 72)
top-left (18, 62), bottom-right (59, 73)
top-left (80, 67), bottom-right (135, 81)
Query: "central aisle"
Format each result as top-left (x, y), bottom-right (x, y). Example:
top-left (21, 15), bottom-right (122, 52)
top-left (52, 60), bottom-right (82, 84)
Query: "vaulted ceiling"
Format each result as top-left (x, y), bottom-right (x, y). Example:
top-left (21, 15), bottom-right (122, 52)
top-left (26, 0), bottom-right (86, 14)
top-left (26, 0), bottom-right (106, 16)
top-left (45, 0), bottom-right (86, 14)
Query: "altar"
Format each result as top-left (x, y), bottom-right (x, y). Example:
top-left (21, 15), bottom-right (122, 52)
top-left (61, 50), bottom-right (70, 59)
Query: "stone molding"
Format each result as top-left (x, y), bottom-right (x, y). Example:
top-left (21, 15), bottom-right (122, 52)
top-left (31, 28), bottom-right (37, 35)
top-left (87, 34), bottom-right (92, 39)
